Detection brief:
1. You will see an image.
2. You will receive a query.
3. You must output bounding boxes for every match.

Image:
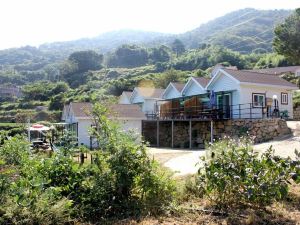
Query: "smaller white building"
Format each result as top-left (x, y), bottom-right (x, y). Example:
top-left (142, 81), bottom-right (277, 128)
top-left (162, 82), bottom-right (185, 99)
top-left (130, 87), bottom-right (164, 114)
top-left (119, 91), bottom-right (133, 104)
top-left (181, 77), bottom-right (210, 97)
top-left (62, 102), bottom-right (146, 147)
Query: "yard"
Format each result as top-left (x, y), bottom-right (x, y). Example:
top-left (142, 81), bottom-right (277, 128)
top-left (148, 121), bottom-right (300, 177)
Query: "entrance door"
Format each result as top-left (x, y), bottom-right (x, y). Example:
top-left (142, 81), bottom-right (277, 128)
top-left (223, 94), bottom-right (231, 118)
top-left (217, 93), bottom-right (231, 119)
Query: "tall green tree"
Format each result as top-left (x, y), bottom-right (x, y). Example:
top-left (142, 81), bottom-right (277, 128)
top-left (171, 39), bottom-right (185, 56)
top-left (68, 50), bottom-right (103, 72)
top-left (273, 8), bottom-right (300, 64)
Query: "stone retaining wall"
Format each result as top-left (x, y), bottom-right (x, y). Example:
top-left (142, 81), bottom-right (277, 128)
top-left (142, 118), bottom-right (291, 149)
top-left (294, 107), bottom-right (300, 120)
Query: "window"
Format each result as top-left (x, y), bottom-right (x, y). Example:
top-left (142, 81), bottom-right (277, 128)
top-left (252, 93), bottom-right (265, 107)
top-left (281, 93), bottom-right (288, 105)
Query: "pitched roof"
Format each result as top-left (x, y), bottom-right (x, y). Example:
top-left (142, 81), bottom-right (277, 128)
top-left (69, 102), bottom-right (145, 119)
top-left (70, 102), bottom-right (93, 118)
top-left (109, 104), bottom-right (146, 119)
top-left (250, 66), bottom-right (300, 75)
top-left (136, 87), bottom-right (164, 99)
top-left (222, 68), bottom-right (298, 88)
top-left (122, 91), bottom-right (132, 99)
top-left (193, 77), bottom-right (210, 87)
top-left (171, 82), bottom-right (185, 92)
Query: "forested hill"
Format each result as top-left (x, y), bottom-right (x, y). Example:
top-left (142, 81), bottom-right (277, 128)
top-left (38, 8), bottom-right (292, 54)
top-left (0, 8), bottom-right (292, 68)
top-left (177, 8), bottom-right (291, 53)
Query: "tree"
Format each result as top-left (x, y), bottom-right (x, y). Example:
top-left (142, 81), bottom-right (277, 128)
top-left (107, 45), bottom-right (149, 68)
top-left (171, 39), bottom-right (185, 56)
top-left (273, 8), bottom-right (300, 64)
top-left (149, 45), bottom-right (171, 63)
top-left (68, 50), bottom-right (103, 72)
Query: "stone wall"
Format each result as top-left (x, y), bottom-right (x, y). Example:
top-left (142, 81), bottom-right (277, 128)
top-left (142, 118), bottom-right (291, 149)
top-left (294, 107), bottom-right (300, 120)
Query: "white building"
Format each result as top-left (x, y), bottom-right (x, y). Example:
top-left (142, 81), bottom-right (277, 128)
top-left (181, 77), bottom-right (210, 97)
top-left (62, 102), bottom-right (146, 147)
top-left (130, 87), bottom-right (164, 114)
top-left (118, 91), bottom-right (132, 104)
top-left (162, 82), bottom-right (185, 99)
top-left (206, 68), bottom-right (298, 118)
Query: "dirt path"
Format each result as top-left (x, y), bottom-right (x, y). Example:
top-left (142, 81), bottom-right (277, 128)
top-left (148, 121), bottom-right (300, 176)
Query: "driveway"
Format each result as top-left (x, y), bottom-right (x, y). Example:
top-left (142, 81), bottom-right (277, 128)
top-left (148, 121), bottom-right (300, 176)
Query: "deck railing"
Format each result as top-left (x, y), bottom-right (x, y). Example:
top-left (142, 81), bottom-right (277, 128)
top-left (145, 103), bottom-right (284, 120)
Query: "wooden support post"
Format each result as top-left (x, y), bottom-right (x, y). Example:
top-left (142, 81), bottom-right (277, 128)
top-left (157, 120), bottom-right (160, 147)
top-left (171, 120), bottom-right (174, 148)
top-left (210, 120), bottom-right (213, 143)
top-left (189, 120), bottom-right (192, 149)
top-left (239, 104), bottom-right (241, 119)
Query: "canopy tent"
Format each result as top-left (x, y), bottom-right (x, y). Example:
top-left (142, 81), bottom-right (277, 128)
top-left (28, 124), bottom-right (52, 131)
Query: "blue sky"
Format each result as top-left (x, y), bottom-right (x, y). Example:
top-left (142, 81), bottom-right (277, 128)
top-left (0, 0), bottom-right (299, 49)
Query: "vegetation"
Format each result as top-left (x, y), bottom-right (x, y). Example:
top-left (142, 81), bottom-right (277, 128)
top-left (273, 8), bottom-right (300, 64)
top-left (0, 105), bottom-right (176, 224)
top-left (195, 138), bottom-right (299, 207)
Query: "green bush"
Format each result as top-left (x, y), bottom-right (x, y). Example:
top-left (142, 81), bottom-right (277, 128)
top-left (0, 104), bottom-right (176, 224)
top-left (196, 137), bottom-right (294, 208)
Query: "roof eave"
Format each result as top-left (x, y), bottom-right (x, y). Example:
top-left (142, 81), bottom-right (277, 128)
top-left (240, 82), bottom-right (298, 90)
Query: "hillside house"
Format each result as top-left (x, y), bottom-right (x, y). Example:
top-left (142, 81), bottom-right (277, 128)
top-left (119, 91), bottom-right (132, 104)
top-left (162, 82), bottom-right (185, 99)
top-left (157, 67), bottom-right (297, 120)
top-left (62, 102), bottom-right (146, 147)
top-left (129, 87), bottom-right (164, 116)
top-left (251, 66), bottom-right (300, 76)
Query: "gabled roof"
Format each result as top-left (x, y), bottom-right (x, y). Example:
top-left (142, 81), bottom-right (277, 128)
top-left (69, 102), bottom-right (93, 118)
top-left (250, 66), bottom-right (300, 75)
top-left (193, 77), bottom-right (210, 87)
top-left (133, 87), bottom-right (164, 99)
top-left (171, 82), bottom-right (185, 92)
top-left (122, 91), bottom-right (133, 99)
top-left (181, 77), bottom-right (210, 96)
top-left (222, 68), bottom-right (298, 88)
top-left (65, 102), bottom-right (146, 120)
top-left (162, 82), bottom-right (185, 99)
top-left (109, 104), bottom-right (146, 119)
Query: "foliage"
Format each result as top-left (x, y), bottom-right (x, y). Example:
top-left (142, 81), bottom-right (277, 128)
top-left (254, 53), bottom-right (293, 69)
top-left (107, 44), bottom-right (149, 68)
top-left (0, 136), bottom-right (29, 166)
top-left (0, 104), bottom-right (176, 223)
top-left (173, 46), bottom-right (247, 71)
top-left (69, 50), bottom-right (103, 73)
top-left (273, 8), bottom-right (300, 64)
top-left (22, 81), bottom-right (69, 101)
top-left (171, 39), bottom-right (185, 56)
top-left (196, 138), bottom-right (295, 208)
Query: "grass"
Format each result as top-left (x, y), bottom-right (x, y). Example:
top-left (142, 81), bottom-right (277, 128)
top-left (105, 183), bottom-right (300, 225)
top-left (0, 122), bottom-right (23, 127)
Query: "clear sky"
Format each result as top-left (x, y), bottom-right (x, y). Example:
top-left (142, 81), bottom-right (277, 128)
top-left (0, 0), bottom-right (299, 50)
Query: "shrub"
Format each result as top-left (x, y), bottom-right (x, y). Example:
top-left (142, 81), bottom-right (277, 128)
top-left (196, 137), bottom-right (293, 208)
top-left (0, 135), bottom-right (29, 166)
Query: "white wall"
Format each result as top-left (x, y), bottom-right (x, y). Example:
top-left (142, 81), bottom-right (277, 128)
top-left (164, 87), bottom-right (181, 99)
top-left (131, 90), bottom-right (144, 104)
top-left (119, 94), bottom-right (131, 104)
top-left (142, 99), bottom-right (158, 114)
top-left (208, 71), bottom-right (238, 92)
top-left (239, 84), bottom-right (294, 119)
top-left (184, 81), bottom-right (206, 96)
top-left (77, 119), bottom-right (93, 146)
